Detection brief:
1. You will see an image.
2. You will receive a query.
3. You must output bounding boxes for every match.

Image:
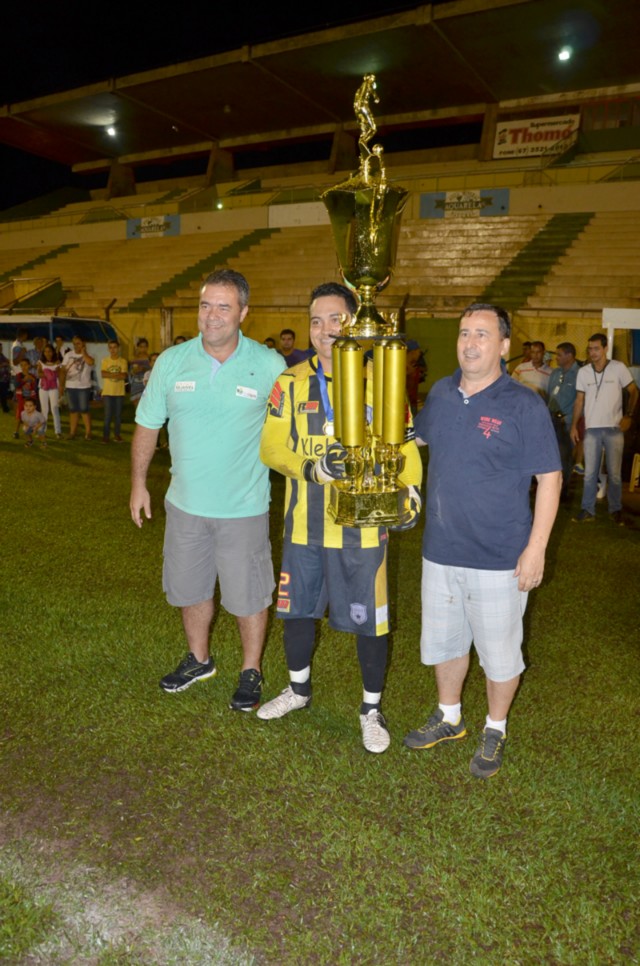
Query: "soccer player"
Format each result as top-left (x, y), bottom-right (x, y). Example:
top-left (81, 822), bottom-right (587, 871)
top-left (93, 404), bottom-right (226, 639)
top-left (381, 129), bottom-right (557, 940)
top-left (258, 282), bottom-right (422, 753)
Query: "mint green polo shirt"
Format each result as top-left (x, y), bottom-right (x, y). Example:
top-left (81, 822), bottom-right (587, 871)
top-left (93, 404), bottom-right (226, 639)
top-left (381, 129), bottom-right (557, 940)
top-left (136, 333), bottom-right (285, 518)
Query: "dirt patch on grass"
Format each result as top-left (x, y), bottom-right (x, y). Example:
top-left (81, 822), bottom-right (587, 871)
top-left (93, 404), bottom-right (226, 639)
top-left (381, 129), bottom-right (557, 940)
top-left (0, 814), bottom-right (254, 964)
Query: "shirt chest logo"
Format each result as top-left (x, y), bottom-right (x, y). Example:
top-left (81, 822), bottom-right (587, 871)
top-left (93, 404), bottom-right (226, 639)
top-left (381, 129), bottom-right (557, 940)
top-left (298, 401), bottom-right (319, 413)
top-left (477, 416), bottom-right (503, 439)
top-left (174, 381), bottom-right (196, 392)
top-left (236, 385), bottom-right (258, 400)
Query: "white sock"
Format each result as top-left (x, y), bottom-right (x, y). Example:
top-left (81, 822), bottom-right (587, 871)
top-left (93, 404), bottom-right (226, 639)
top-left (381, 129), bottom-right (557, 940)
top-left (486, 715), bottom-right (507, 735)
top-left (290, 667), bottom-right (310, 684)
top-left (439, 702), bottom-right (462, 724)
top-left (363, 690), bottom-right (382, 707)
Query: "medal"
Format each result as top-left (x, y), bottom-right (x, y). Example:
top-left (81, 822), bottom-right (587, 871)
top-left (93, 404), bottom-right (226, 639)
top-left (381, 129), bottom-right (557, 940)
top-left (316, 361), bottom-right (335, 438)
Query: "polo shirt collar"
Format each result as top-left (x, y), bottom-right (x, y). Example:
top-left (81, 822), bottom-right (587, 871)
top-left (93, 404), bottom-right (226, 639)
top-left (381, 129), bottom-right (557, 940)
top-left (450, 367), bottom-right (509, 400)
top-left (196, 329), bottom-right (244, 365)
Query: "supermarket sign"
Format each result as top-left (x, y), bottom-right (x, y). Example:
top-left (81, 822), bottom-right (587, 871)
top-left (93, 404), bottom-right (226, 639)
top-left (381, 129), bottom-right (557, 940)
top-left (493, 114), bottom-right (579, 159)
top-left (420, 188), bottom-right (510, 219)
top-left (127, 214), bottom-right (180, 239)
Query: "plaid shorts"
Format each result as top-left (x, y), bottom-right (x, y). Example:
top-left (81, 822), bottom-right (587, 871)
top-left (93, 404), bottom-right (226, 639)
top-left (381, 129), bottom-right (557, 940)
top-left (421, 559), bottom-right (527, 682)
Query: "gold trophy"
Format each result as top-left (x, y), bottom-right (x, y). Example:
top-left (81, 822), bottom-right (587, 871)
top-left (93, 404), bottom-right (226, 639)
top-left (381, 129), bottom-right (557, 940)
top-left (321, 75), bottom-right (411, 527)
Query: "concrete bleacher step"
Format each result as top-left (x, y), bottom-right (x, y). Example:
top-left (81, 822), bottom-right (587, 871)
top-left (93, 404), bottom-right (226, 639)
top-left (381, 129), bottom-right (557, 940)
top-left (479, 212), bottom-right (594, 312)
top-left (527, 296), bottom-right (634, 310)
top-left (524, 209), bottom-right (640, 313)
top-left (0, 244), bottom-right (79, 286)
top-left (540, 282), bottom-right (639, 295)
top-left (123, 227), bottom-right (282, 312)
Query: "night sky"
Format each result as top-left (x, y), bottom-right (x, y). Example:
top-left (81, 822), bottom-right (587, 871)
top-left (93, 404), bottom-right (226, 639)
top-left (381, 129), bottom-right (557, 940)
top-left (1, 0), bottom-right (433, 211)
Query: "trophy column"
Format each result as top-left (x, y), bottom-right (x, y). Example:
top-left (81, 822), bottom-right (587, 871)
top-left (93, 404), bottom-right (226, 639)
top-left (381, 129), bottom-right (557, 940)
top-left (321, 74), bottom-right (413, 529)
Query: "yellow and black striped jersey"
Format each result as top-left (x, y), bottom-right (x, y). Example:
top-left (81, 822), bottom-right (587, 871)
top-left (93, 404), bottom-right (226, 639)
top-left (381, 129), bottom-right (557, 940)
top-left (260, 354), bottom-right (422, 549)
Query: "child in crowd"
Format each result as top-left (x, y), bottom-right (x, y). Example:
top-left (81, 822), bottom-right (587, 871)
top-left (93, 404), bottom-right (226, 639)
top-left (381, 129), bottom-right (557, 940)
top-left (128, 338), bottom-right (151, 408)
top-left (38, 343), bottom-right (62, 437)
top-left (13, 359), bottom-right (38, 438)
top-left (142, 352), bottom-right (159, 388)
top-left (144, 352), bottom-right (168, 448)
top-left (21, 398), bottom-right (47, 447)
top-left (101, 339), bottom-right (128, 443)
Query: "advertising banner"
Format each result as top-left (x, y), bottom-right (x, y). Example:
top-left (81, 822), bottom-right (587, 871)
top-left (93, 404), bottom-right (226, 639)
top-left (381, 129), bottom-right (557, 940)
top-left (126, 214), bottom-right (180, 239)
top-left (420, 188), bottom-right (510, 219)
top-left (493, 115), bottom-right (579, 159)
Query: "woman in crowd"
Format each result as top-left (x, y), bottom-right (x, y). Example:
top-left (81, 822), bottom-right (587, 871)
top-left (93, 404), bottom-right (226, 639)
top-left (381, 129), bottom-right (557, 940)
top-left (59, 336), bottom-right (95, 440)
top-left (38, 343), bottom-right (62, 437)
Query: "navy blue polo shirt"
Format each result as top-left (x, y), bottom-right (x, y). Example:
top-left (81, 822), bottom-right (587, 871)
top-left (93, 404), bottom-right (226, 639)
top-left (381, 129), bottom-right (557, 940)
top-left (414, 370), bottom-right (560, 570)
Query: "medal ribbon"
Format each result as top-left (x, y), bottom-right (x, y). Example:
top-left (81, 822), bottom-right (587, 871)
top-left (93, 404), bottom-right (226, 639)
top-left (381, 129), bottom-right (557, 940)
top-left (316, 360), bottom-right (334, 426)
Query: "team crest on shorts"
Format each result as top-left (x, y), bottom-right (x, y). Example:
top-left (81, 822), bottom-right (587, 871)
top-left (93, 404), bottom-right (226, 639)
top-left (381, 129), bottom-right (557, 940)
top-left (277, 598), bottom-right (291, 613)
top-left (350, 603), bottom-right (368, 625)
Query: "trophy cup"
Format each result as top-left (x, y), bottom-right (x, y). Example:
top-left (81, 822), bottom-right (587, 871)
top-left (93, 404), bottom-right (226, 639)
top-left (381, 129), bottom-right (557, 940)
top-left (321, 75), bottom-right (411, 528)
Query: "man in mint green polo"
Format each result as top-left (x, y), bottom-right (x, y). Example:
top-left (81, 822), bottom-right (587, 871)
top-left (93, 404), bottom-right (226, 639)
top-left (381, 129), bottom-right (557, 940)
top-left (130, 269), bottom-right (285, 711)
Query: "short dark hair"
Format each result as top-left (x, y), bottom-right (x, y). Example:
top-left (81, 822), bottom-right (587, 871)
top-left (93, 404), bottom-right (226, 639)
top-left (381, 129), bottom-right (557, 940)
top-left (522, 341), bottom-right (532, 349)
top-left (310, 282), bottom-right (358, 316)
top-left (531, 340), bottom-right (545, 352)
top-left (588, 333), bottom-right (607, 348)
top-left (556, 342), bottom-right (576, 356)
top-left (280, 328), bottom-right (296, 340)
top-left (460, 302), bottom-right (511, 339)
top-left (202, 269), bottom-right (250, 308)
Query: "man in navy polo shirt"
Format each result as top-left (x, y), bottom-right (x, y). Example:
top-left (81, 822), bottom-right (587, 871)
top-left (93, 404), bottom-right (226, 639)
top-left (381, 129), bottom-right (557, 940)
top-left (130, 269), bottom-right (285, 711)
top-left (404, 303), bottom-right (561, 778)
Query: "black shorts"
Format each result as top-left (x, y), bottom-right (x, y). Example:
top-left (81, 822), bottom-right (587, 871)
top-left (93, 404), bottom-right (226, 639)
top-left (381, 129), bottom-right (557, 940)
top-left (276, 541), bottom-right (389, 637)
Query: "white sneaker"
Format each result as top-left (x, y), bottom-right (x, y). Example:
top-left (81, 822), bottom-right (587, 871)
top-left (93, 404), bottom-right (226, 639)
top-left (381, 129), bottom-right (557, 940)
top-left (256, 685), bottom-right (311, 720)
top-left (360, 709), bottom-right (391, 754)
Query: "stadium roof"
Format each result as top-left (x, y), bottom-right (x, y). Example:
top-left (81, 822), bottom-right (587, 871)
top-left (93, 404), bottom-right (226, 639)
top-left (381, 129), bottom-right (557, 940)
top-left (2, 0), bottom-right (640, 177)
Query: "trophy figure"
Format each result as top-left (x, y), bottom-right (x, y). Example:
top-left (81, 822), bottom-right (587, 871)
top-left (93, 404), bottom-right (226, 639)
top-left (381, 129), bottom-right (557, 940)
top-left (323, 74), bottom-right (408, 338)
top-left (321, 76), bottom-right (412, 528)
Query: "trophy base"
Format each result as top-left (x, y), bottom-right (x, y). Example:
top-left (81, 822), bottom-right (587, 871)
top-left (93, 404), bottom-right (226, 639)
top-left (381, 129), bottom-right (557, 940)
top-left (328, 483), bottom-right (409, 528)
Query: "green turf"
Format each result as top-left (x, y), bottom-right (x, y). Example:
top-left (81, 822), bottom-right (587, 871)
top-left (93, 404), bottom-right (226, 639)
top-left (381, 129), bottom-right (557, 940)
top-left (1, 409), bottom-right (638, 964)
top-left (0, 877), bottom-right (57, 958)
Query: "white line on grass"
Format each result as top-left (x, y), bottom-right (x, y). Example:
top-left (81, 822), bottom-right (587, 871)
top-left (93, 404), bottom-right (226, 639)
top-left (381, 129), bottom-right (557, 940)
top-left (0, 826), bottom-right (255, 965)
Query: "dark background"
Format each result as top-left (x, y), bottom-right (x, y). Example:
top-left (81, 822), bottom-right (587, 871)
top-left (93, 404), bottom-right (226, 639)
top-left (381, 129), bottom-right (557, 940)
top-left (1, 0), bottom-right (432, 210)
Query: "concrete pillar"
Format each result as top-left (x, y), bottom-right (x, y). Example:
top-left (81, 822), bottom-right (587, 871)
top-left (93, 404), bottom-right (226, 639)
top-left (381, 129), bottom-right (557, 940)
top-left (106, 161), bottom-right (136, 199)
top-left (329, 126), bottom-right (357, 174)
top-left (479, 104), bottom-right (499, 162)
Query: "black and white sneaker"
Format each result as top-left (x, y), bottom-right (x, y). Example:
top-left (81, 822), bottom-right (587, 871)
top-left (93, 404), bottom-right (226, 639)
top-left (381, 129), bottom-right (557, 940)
top-left (159, 653), bottom-right (217, 693)
top-left (229, 669), bottom-right (263, 711)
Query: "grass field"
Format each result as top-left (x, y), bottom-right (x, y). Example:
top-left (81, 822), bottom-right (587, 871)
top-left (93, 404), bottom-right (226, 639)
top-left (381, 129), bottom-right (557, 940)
top-left (1, 408), bottom-right (639, 964)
